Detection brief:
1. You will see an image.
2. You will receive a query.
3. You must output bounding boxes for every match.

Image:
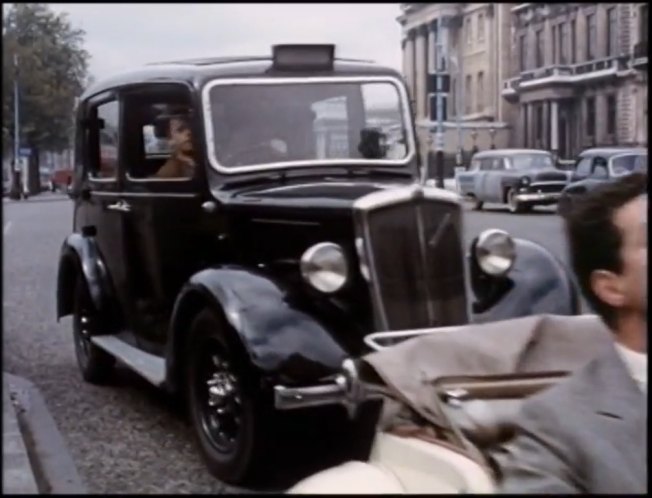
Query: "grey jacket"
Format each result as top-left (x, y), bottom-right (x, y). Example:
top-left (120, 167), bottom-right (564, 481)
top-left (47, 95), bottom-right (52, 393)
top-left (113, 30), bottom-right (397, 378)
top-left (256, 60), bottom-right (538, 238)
top-left (497, 343), bottom-right (647, 494)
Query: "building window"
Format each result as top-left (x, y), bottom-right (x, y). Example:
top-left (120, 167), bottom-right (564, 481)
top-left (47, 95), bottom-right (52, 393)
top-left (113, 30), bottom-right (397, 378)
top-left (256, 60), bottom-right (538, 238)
top-left (560, 22), bottom-right (568, 64)
top-left (477, 12), bottom-right (485, 43)
top-left (586, 96), bottom-right (596, 141)
top-left (571, 19), bottom-right (577, 63)
top-left (465, 74), bottom-right (472, 114)
top-left (477, 72), bottom-right (484, 112)
top-left (519, 34), bottom-right (528, 71)
top-left (586, 13), bottom-right (596, 60)
top-left (535, 29), bottom-right (544, 67)
top-left (606, 7), bottom-right (617, 56)
top-left (552, 25), bottom-right (558, 64)
top-left (606, 94), bottom-right (616, 137)
top-left (465, 17), bottom-right (472, 47)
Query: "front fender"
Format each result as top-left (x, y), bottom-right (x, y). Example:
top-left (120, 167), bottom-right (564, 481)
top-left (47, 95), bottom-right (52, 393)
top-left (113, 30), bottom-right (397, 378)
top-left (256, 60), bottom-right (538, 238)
top-left (167, 267), bottom-right (349, 390)
top-left (562, 178), bottom-right (605, 194)
top-left (473, 238), bottom-right (579, 323)
top-left (56, 233), bottom-right (114, 320)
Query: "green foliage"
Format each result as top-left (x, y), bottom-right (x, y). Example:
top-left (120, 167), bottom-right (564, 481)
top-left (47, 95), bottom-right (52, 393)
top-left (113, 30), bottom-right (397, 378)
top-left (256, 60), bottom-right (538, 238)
top-left (2, 3), bottom-right (90, 153)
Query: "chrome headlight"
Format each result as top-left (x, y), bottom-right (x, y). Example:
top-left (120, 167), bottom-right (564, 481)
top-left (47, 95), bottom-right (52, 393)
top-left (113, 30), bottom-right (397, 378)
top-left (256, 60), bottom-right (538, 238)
top-left (520, 176), bottom-right (531, 186)
top-left (474, 229), bottom-right (516, 277)
top-left (300, 242), bottom-right (349, 293)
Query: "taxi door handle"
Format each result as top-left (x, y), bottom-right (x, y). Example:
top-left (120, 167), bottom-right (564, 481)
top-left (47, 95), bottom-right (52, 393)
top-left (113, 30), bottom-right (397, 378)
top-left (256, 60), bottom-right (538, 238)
top-left (107, 200), bottom-right (131, 213)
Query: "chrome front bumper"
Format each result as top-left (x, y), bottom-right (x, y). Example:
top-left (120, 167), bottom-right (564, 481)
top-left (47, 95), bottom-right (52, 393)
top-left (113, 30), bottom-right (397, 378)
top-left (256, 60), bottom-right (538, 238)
top-left (273, 359), bottom-right (385, 419)
top-left (515, 191), bottom-right (561, 202)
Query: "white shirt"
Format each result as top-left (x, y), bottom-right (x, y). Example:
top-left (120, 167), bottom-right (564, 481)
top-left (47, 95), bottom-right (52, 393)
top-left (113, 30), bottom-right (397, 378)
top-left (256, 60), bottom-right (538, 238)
top-left (615, 342), bottom-right (647, 393)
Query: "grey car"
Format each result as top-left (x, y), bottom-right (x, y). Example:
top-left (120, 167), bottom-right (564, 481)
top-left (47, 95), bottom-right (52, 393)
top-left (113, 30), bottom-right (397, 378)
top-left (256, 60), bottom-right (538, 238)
top-left (557, 147), bottom-right (648, 216)
top-left (456, 149), bottom-right (570, 213)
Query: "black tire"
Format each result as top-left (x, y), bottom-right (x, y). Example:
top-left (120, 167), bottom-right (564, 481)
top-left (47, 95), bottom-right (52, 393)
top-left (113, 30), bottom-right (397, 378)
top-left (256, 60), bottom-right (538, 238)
top-left (471, 197), bottom-right (484, 210)
top-left (72, 277), bottom-right (115, 384)
top-left (186, 308), bottom-right (272, 485)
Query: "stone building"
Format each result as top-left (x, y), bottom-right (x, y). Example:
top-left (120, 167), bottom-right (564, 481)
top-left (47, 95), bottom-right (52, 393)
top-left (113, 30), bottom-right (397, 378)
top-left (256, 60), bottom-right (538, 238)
top-left (398, 4), bottom-right (517, 166)
top-left (502, 3), bottom-right (648, 159)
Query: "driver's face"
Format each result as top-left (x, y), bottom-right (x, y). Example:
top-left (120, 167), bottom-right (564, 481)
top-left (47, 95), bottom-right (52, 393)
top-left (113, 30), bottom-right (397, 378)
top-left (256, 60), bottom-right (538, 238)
top-left (169, 117), bottom-right (193, 154)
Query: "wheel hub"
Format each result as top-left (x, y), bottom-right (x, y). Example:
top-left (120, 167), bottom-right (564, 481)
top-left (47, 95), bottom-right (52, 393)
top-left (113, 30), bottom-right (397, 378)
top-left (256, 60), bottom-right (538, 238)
top-left (199, 354), bottom-right (242, 452)
top-left (207, 371), bottom-right (237, 409)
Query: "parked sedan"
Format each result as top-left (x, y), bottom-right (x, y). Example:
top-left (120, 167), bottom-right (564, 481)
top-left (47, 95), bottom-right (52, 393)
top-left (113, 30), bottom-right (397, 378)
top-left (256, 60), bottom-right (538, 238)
top-left (456, 149), bottom-right (569, 213)
top-left (558, 147), bottom-right (648, 216)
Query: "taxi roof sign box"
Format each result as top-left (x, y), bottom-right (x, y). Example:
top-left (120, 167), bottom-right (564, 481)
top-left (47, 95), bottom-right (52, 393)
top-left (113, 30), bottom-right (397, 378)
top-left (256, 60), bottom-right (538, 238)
top-left (272, 44), bottom-right (335, 71)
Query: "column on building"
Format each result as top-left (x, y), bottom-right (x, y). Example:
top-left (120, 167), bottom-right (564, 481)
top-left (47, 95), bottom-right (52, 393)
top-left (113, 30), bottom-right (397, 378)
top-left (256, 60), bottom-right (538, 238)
top-left (525, 103), bottom-right (533, 148)
top-left (427, 21), bottom-right (437, 121)
top-left (519, 103), bottom-right (527, 148)
top-left (405, 29), bottom-right (417, 103)
top-left (550, 99), bottom-right (559, 154)
top-left (420, 24), bottom-right (430, 120)
top-left (414, 26), bottom-right (427, 119)
top-left (401, 36), bottom-right (409, 85)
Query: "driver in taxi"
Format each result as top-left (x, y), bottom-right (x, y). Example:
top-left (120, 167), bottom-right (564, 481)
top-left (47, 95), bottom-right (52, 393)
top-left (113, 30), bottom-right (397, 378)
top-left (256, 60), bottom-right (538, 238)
top-left (154, 107), bottom-right (196, 178)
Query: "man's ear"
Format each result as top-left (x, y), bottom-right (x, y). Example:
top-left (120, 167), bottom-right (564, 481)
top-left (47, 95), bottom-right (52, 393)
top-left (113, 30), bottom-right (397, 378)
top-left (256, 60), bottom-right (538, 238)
top-left (590, 270), bottom-right (625, 308)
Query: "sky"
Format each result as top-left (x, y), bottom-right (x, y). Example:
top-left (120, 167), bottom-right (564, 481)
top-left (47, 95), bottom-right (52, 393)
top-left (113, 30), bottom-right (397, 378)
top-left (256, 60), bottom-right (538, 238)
top-left (46, 3), bottom-right (404, 82)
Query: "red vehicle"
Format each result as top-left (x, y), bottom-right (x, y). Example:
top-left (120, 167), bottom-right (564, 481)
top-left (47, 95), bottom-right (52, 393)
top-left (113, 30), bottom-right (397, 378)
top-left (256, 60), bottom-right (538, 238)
top-left (50, 168), bottom-right (73, 192)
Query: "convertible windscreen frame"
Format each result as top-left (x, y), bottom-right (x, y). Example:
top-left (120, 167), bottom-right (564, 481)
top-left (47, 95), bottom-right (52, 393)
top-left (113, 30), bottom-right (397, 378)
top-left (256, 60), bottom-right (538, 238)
top-left (201, 76), bottom-right (417, 175)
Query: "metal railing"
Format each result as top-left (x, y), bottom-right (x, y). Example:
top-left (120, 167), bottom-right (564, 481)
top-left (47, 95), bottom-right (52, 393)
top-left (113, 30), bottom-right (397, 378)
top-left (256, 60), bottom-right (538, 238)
top-left (503, 56), bottom-right (629, 92)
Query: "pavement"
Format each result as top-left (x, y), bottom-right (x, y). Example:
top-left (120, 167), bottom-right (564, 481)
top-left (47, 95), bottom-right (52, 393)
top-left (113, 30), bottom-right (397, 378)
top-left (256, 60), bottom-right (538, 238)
top-left (3, 373), bottom-right (86, 494)
top-left (3, 375), bottom-right (38, 494)
top-left (3, 190), bottom-right (70, 203)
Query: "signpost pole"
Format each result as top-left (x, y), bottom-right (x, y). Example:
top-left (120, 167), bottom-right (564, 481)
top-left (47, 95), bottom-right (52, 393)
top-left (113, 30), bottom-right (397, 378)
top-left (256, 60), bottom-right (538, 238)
top-left (434, 18), bottom-right (450, 189)
top-left (11, 53), bottom-right (22, 199)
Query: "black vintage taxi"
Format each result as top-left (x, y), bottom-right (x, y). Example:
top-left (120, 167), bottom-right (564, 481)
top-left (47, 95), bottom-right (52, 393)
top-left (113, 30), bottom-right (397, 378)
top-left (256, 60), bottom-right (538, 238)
top-left (57, 45), bottom-right (580, 484)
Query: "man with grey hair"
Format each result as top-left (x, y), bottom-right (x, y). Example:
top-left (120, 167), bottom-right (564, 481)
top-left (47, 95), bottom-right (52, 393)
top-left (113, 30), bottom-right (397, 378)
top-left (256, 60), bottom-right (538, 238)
top-left (498, 173), bottom-right (647, 493)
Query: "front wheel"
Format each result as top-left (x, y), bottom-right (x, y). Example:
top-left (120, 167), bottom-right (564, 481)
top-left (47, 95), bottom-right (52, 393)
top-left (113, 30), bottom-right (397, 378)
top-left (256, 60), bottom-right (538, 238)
top-left (186, 309), bottom-right (272, 485)
top-left (507, 188), bottom-right (526, 214)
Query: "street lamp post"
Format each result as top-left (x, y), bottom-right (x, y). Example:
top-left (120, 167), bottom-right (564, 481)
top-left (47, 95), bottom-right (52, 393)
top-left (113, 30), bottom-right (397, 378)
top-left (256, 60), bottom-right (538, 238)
top-left (11, 53), bottom-right (22, 200)
top-left (470, 129), bottom-right (479, 156)
top-left (449, 53), bottom-right (464, 169)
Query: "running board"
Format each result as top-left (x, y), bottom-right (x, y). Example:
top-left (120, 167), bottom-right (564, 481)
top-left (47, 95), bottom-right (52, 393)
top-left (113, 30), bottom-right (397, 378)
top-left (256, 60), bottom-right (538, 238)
top-left (90, 336), bottom-right (166, 387)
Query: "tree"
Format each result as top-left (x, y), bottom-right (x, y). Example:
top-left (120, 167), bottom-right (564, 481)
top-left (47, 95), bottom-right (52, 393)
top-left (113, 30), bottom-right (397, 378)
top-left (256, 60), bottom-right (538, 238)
top-left (2, 3), bottom-right (90, 193)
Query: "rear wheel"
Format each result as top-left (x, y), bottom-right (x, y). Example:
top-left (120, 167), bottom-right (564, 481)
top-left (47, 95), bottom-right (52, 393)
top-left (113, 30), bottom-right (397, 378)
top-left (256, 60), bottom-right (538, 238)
top-left (470, 197), bottom-right (484, 210)
top-left (72, 278), bottom-right (115, 383)
top-left (186, 308), bottom-right (272, 485)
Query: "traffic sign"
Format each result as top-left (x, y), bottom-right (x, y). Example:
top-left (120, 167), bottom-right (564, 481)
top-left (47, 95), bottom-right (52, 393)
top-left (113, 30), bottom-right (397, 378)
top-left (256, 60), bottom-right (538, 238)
top-left (19, 147), bottom-right (31, 157)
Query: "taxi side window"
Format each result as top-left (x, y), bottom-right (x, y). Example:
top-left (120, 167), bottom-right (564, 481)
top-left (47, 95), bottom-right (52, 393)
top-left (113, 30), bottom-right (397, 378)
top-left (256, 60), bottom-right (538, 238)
top-left (89, 100), bottom-right (119, 180)
top-left (121, 91), bottom-right (196, 180)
